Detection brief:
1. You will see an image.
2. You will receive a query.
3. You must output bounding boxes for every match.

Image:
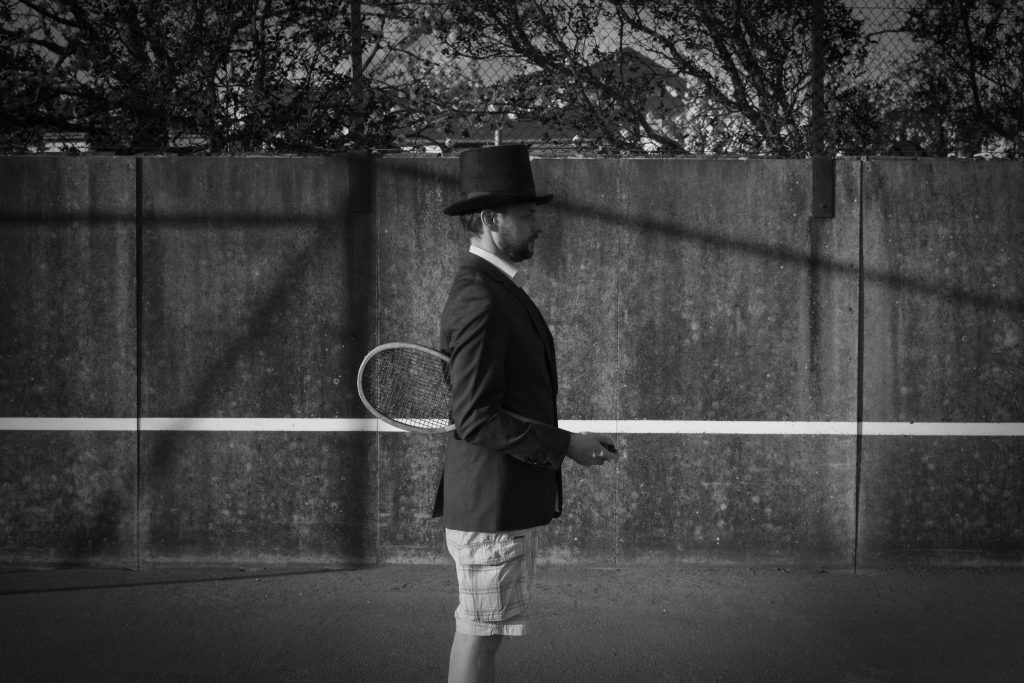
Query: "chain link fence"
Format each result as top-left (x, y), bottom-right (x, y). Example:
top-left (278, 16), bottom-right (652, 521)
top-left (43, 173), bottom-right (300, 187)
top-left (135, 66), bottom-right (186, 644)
top-left (367, 0), bottom-right (930, 157)
top-left (2, 0), bottom-right (1019, 158)
top-left (371, 0), bottom-right (1017, 159)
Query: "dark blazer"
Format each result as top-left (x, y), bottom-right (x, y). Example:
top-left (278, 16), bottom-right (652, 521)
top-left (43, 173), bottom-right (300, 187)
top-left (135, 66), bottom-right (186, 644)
top-left (433, 253), bottom-right (572, 532)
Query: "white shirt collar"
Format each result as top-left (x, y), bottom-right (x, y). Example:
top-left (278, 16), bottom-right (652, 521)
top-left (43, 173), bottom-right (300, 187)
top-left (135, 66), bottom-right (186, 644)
top-left (469, 244), bottom-right (518, 282)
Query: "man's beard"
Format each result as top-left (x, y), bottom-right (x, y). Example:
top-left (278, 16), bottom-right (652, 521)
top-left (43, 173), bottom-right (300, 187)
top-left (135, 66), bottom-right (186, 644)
top-left (495, 228), bottom-right (535, 262)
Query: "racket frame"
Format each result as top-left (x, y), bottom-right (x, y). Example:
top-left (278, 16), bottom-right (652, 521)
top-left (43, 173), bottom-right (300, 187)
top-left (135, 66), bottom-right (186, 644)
top-left (356, 342), bottom-right (456, 434)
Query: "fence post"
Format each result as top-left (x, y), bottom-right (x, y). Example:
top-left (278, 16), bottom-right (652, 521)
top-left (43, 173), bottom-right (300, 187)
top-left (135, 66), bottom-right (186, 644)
top-left (809, 0), bottom-right (825, 156)
top-left (809, 0), bottom-right (834, 218)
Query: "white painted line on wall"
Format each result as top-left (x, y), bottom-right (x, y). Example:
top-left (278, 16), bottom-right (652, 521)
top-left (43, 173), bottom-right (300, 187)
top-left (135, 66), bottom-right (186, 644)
top-left (1, 417), bottom-right (1023, 436)
top-left (0, 417), bottom-right (401, 432)
top-left (564, 421), bottom-right (1024, 436)
top-left (859, 422), bottom-right (1024, 437)
top-left (0, 418), bottom-right (138, 431)
top-left (138, 417), bottom-right (394, 432)
top-left (561, 420), bottom-right (861, 435)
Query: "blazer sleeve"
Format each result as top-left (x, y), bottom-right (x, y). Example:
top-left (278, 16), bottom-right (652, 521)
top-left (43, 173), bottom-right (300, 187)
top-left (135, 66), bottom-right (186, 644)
top-left (444, 280), bottom-right (571, 469)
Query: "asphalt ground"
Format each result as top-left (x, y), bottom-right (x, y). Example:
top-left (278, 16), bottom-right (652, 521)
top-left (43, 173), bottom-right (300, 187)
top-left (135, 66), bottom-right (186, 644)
top-left (2, 562), bottom-right (1023, 682)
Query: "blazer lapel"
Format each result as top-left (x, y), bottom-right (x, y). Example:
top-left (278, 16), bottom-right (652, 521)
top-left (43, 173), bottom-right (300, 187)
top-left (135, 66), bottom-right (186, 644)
top-left (464, 254), bottom-right (558, 388)
top-left (506, 280), bottom-right (558, 384)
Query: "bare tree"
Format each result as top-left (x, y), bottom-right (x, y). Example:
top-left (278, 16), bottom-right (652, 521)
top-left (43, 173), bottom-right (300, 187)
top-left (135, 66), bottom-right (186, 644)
top-left (0, 0), bottom-right (443, 152)
top-left (5, 0), bottom-right (1017, 157)
top-left (422, 0), bottom-right (868, 155)
top-left (901, 0), bottom-right (1023, 157)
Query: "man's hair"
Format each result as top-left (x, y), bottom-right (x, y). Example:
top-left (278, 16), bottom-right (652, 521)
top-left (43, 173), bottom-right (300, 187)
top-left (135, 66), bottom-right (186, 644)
top-left (459, 211), bottom-right (484, 236)
top-left (459, 209), bottom-right (500, 236)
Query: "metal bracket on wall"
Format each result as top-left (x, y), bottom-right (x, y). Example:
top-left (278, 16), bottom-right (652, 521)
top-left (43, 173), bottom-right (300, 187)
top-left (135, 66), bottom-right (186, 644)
top-left (811, 156), bottom-right (835, 218)
top-left (347, 150), bottom-right (372, 213)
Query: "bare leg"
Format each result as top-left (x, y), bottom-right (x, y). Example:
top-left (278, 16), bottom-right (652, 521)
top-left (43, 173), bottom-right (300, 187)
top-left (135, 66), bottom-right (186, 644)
top-left (448, 632), bottom-right (503, 683)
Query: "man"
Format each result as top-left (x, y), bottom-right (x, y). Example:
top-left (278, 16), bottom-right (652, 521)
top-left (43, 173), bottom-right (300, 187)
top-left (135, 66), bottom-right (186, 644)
top-left (434, 144), bottom-right (617, 683)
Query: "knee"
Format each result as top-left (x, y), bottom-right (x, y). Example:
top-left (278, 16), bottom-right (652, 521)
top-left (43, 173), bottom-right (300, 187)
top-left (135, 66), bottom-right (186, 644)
top-left (480, 635), bottom-right (504, 654)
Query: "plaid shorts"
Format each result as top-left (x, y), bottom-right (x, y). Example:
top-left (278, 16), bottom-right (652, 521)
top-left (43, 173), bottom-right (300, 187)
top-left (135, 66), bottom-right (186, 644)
top-left (445, 527), bottom-right (540, 637)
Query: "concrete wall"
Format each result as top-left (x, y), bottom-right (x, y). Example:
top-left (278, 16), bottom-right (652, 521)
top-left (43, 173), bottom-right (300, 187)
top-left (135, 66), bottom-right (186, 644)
top-left (1, 155), bottom-right (1021, 568)
top-left (1, 157), bottom-right (138, 565)
top-left (137, 158), bottom-right (376, 563)
top-left (858, 159), bottom-right (1024, 566)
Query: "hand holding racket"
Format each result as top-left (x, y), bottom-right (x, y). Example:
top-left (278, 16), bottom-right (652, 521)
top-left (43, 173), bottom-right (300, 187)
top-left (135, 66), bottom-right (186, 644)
top-left (567, 432), bottom-right (620, 466)
top-left (356, 342), bottom-right (618, 457)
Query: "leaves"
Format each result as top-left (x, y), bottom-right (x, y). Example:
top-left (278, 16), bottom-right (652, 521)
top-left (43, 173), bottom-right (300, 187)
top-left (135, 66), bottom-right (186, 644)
top-left (900, 0), bottom-right (1023, 156)
top-left (1, 0), bottom-right (1020, 156)
top-left (2, 0), bottom-right (384, 151)
top-left (421, 0), bottom-right (871, 155)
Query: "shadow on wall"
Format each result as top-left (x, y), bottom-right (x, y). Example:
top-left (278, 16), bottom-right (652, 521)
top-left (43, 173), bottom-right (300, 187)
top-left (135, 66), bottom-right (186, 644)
top-left (385, 160), bottom-right (1023, 317)
top-left (59, 490), bottom-right (127, 568)
top-left (138, 188), bottom-right (376, 562)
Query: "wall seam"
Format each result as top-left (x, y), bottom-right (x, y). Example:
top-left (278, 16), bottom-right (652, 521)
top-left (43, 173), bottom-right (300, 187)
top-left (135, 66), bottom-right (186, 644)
top-left (853, 159), bottom-right (866, 574)
top-left (372, 156), bottom-right (382, 566)
top-left (613, 159), bottom-right (622, 567)
top-left (134, 157), bottom-right (143, 571)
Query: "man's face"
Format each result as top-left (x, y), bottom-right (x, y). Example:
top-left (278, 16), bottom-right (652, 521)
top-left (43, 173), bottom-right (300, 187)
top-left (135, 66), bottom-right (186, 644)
top-left (490, 203), bottom-right (540, 263)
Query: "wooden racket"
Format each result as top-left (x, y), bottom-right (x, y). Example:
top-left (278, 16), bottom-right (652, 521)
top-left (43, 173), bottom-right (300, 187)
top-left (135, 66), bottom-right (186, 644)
top-left (356, 342), bottom-right (455, 433)
top-left (356, 342), bottom-right (618, 455)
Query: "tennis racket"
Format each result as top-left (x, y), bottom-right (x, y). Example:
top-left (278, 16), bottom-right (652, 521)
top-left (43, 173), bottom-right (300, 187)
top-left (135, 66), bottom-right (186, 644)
top-left (357, 342), bottom-right (455, 433)
top-left (356, 342), bottom-right (618, 454)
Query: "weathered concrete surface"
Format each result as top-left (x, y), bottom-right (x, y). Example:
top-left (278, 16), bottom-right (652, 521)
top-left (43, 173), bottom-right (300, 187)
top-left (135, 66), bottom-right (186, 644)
top-left (0, 432), bottom-right (137, 564)
top-left (0, 157), bottom-right (137, 564)
top-left (609, 159), bottom-right (859, 422)
top-left (3, 155), bottom-right (1022, 568)
top-left (618, 435), bottom-right (855, 564)
top-left (138, 157), bottom-right (375, 563)
top-left (860, 159), bottom-right (1024, 423)
top-left (859, 437), bottom-right (1023, 565)
top-left (372, 158), bottom-right (457, 561)
top-left (596, 159), bottom-right (859, 563)
top-left (859, 159), bottom-right (1024, 565)
top-left (140, 432), bottom-right (376, 563)
top-left (139, 157), bottom-right (366, 419)
top-left (0, 157), bottom-right (137, 418)
top-left (376, 433), bottom-right (447, 562)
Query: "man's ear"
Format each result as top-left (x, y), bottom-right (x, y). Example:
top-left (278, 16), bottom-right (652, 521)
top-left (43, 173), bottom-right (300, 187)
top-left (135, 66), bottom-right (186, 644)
top-left (480, 209), bottom-right (498, 230)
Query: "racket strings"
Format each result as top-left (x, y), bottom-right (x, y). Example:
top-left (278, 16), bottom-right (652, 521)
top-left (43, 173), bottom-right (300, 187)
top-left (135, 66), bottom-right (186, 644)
top-left (362, 347), bottom-right (452, 430)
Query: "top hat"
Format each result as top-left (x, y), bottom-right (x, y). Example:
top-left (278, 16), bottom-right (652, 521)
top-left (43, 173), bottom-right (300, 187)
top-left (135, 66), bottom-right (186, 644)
top-left (443, 144), bottom-right (553, 216)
